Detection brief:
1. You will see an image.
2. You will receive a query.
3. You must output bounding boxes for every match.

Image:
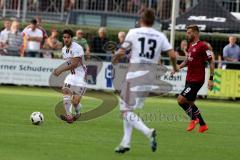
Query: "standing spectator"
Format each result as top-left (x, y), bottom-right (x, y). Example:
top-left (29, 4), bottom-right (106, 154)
top-left (73, 29), bottom-right (90, 60)
top-left (137, 2), bottom-right (147, 15)
top-left (65, 0), bottom-right (76, 11)
top-left (22, 16), bottom-right (48, 47)
top-left (0, 19), bottom-right (11, 49)
top-left (92, 27), bottom-right (109, 61)
top-left (5, 20), bottom-right (23, 56)
top-left (43, 29), bottom-right (62, 58)
top-left (223, 36), bottom-right (240, 69)
top-left (35, 16), bottom-right (48, 45)
top-left (156, 0), bottom-right (172, 19)
top-left (23, 19), bottom-right (43, 57)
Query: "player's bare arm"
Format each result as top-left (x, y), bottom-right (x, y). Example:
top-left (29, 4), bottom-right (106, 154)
top-left (179, 56), bottom-right (188, 69)
top-left (208, 51), bottom-right (215, 90)
top-left (112, 48), bottom-right (126, 64)
top-left (53, 57), bottom-right (81, 76)
top-left (168, 49), bottom-right (179, 74)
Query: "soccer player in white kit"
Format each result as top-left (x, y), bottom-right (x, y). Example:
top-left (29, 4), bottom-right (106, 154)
top-left (53, 29), bottom-right (87, 123)
top-left (113, 9), bottom-right (179, 153)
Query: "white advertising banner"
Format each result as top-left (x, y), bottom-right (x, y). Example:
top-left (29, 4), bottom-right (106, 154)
top-left (0, 57), bottom-right (209, 95)
top-left (0, 56), bottom-right (63, 86)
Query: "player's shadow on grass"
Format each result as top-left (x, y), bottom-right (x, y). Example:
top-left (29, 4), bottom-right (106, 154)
top-left (54, 90), bottom-right (118, 121)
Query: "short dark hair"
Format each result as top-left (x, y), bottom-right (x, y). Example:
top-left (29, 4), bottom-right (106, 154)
top-left (62, 29), bottom-right (74, 37)
top-left (186, 25), bottom-right (199, 33)
top-left (140, 9), bottom-right (155, 26)
top-left (31, 19), bottom-right (37, 25)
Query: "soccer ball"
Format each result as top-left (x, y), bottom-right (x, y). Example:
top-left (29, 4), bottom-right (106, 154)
top-left (30, 112), bottom-right (44, 125)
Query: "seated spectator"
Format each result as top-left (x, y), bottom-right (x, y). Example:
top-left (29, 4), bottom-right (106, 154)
top-left (23, 19), bottom-right (43, 57)
top-left (0, 18), bottom-right (11, 54)
top-left (5, 20), bottom-right (23, 56)
top-left (73, 29), bottom-right (90, 60)
top-left (223, 36), bottom-right (240, 69)
top-left (43, 29), bottom-right (62, 58)
top-left (92, 27), bottom-right (109, 61)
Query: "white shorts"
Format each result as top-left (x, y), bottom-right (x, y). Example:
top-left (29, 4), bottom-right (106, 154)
top-left (63, 73), bottom-right (87, 96)
top-left (119, 70), bottom-right (153, 111)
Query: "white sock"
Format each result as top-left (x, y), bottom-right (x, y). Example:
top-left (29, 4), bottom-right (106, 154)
top-left (63, 95), bottom-right (72, 115)
top-left (73, 104), bottom-right (82, 114)
top-left (120, 118), bottom-right (133, 147)
top-left (124, 111), bottom-right (151, 138)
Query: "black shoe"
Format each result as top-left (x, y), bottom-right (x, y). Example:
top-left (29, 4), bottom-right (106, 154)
top-left (150, 129), bottom-right (157, 152)
top-left (60, 114), bottom-right (67, 121)
top-left (115, 146), bottom-right (130, 154)
top-left (60, 114), bottom-right (74, 123)
top-left (73, 113), bottom-right (81, 121)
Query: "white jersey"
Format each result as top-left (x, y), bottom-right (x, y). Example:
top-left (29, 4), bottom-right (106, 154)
top-left (124, 27), bottom-right (172, 64)
top-left (62, 42), bottom-right (86, 86)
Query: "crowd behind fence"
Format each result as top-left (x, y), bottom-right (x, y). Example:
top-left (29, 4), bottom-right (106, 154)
top-left (1, 0), bottom-right (240, 23)
top-left (0, 17), bottom-right (240, 70)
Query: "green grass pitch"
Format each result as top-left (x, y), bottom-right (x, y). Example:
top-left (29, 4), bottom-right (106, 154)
top-left (0, 86), bottom-right (239, 160)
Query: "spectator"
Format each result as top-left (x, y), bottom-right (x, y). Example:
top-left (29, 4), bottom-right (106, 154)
top-left (65, 0), bottom-right (76, 11)
top-left (127, 0), bottom-right (141, 13)
top-left (35, 16), bottom-right (48, 44)
top-left (73, 29), bottom-right (90, 60)
top-left (5, 20), bottom-right (23, 56)
top-left (175, 40), bottom-right (188, 64)
top-left (23, 16), bottom-right (48, 47)
top-left (223, 36), bottom-right (240, 69)
top-left (43, 29), bottom-right (62, 58)
top-left (116, 31), bottom-right (130, 63)
top-left (156, 0), bottom-right (172, 19)
top-left (137, 2), bottom-right (147, 15)
top-left (0, 19), bottom-right (11, 49)
top-left (92, 27), bottom-right (109, 61)
top-left (23, 19), bottom-right (43, 57)
top-left (175, 39), bottom-right (188, 56)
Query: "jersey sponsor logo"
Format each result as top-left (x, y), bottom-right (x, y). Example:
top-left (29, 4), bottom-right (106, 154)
top-left (187, 53), bottom-right (193, 61)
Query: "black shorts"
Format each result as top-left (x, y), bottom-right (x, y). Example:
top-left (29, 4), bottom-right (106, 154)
top-left (180, 81), bottom-right (203, 101)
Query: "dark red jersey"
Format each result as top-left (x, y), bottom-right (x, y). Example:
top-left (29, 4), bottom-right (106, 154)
top-left (186, 41), bottom-right (212, 83)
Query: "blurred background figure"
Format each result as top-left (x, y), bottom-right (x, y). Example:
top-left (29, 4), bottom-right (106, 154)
top-left (23, 16), bottom-right (48, 48)
top-left (116, 31), bottom-right (129, 63)
top-left (223, 36), bottom-right (240, 69)
top-left (23, 19), bottom-right (43, 57)
top-left (43, 29), bottom-right (62, 58)
top-left (175, 39), bottom-right (188, 57)
top-left (73, 29), bottom-right (90, 60)
top-left (5, 20), bottom-right (23, 56)
top-left (92, 27), bottom-right (109, 61)
top-left (0, 18), bottom-right (11, 52)
top-left (175, 39), bottom-right (188, 64)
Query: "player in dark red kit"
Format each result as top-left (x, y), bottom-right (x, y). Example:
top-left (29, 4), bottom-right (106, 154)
top-left (173, 25), bottom-right (215, 133)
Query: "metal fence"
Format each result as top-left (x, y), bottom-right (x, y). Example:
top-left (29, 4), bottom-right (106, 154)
top-left (0, 0), bottom-right (200, 23)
